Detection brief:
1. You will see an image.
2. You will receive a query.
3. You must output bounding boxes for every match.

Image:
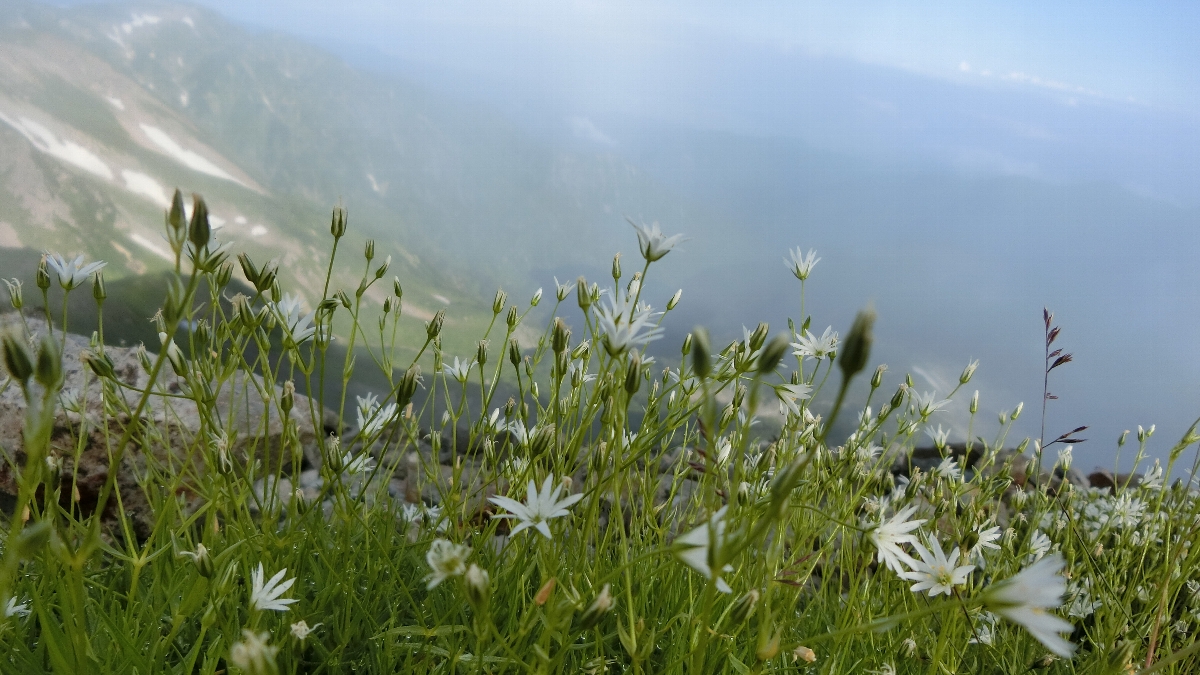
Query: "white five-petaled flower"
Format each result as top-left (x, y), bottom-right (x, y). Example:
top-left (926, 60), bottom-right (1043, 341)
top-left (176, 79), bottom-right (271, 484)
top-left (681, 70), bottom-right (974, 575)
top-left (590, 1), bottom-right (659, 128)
top-left (290, 620), bottom-right (321, 641)
top-left (249, 563), bottom-right (298, 612)
top-left (775, 383), bottom-right (813, 418)
top-left (593, 284), bottom-right (663, 356)
top-left (442, 356), bottom-right (475, 383)
top-left (900, 536), bottom-right (975, 596)
top-left (970, 525), bottom-right (1003, 561)
top-left (983, 553), bottom-right (1076, 657)
top-left (1028, 529), bottom-right (1052, 561)
top-left (673, 506), bottom-right (734, 593)
top-left (45, 253), bottom-right (106, 290)
top-left (356, 392), bottom-right (399, 436)
top-left (629, 220), bottom-right (686, 262)
top-left (791, 326), bottom-right (838, 360)
top-left (935, 456), bottom-right (961, 482)
top-left (926, 425), bottom-right (950, 449)
top-left (784, 247), bottom-right (821, 281)
top-left (869, 505), bottom-right (925, 573)
top-left (271, 293), bottom-right (317, 345)
top-left (340, 450), bottom-right (374, 475)
top-left (3, 597), bottom-right (30, 618)
top-left (489, 475), bottom-right (583, 539)
top-left (425, 538), bottom-right (472, 589)
top-left (911, 390), bottom-right (951, 417)
top-left (553, 276), bottom-right (576, 301)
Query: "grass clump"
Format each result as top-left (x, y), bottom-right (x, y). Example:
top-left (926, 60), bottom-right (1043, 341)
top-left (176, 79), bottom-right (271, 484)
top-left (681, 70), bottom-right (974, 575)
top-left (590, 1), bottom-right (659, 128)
top-left (0, 190), bottom-right (1197, 674)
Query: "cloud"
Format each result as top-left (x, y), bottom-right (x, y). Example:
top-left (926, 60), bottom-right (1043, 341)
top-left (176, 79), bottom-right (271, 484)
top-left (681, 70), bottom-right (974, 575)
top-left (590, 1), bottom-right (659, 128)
top-left (568, 116), bottom-right (614, 145)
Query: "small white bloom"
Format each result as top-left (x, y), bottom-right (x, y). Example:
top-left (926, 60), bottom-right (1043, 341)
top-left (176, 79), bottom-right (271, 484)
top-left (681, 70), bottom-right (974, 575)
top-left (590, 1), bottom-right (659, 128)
top-left (630, 220), bottom-right (686, 262)
top-left (1141, 459), bottom-right (1164, 490)
top-left (442, 356), bottom-right (475, 383)
top-left (869, 505), bottom-right (925, 573)
top-left (290, 620), bottom-right (321, 641)
top-left (1056, 445), bottom-right (1073, 471)
top-left (3, 597), bottom-right (30, 618)
top-left (775, 383), bottom-right (812, 418)
top-left (340, 451), bottom-right (375, 475)
top-left (230, 629), bottom-right (279, 674)
top-left (900, 537), bottom-right (975, 596)
top-left (935, 456), bottom-right (961, 482)
top-left (673, 506), bottom-right (735, 593)
top-left (971, 525), bottom-right (1002, 561)
top-left (489, 475), bottom-right (584, 539)
top-left (425, 539), bottom-right (472, 589)
top-left (926, 425), bottom-right (950, 449)
top-left (790, 326), bottom-right (838, 361)
top-left (356, 392), bottom-right (399, 436)
top-left (553, 276), bottom-right (576, 301)
top-left (45, 253), bottom-right (106, 290)
top-left (784, 247), bottom-right (820, 280)
top-left (593, 287), bottom-right (663, 355)
top-left (1028, 530), bottom-right (1052, 561)
top-left (983, 554), bottom-right (1076, 658)
top-left (249, 563), bottom-right (298, 613)
top-left (271, 293), bottom-right (317, 345)
top-left (911, 390), bottom-right (951, 417)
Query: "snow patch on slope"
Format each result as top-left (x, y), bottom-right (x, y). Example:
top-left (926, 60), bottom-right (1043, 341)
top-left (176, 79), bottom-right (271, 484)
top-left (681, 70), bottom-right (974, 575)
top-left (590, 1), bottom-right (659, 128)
top-left (0, 112), bottom-right (112, 180)
top-left (139, 124), bottom-right (243, 185)
top-left (121, 170), bottom-right (168, 206)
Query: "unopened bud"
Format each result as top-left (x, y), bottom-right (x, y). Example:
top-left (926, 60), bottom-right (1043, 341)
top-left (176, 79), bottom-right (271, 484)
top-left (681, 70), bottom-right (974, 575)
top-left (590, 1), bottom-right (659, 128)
top-left (576, 276), bottom-right (591, 311)
top-left (970, 390), bottom-right (979, 414)
top-left (34, 335), bottom-right (62, 388)
top-left (508, 339), bottom-right (521, 367)
top-left (667, 289), bottom-right (682, 310)
top-left (1118, 430), bottom-right (1130, 447)
top-left (168, 188), bottom-right (186, 235)
top-left (398, 365), bottom-right (421, 406)
top-left (578, 583), bottom-right (614, 630)
top-left (534, 578), bottom-right (556, 606)
top-left (476, 340), bottom-right (489, 367)
top-left (426, 310), bottom-right (445, 341)
top-left (838, 306), bottom-right (875, 380)
top-left (492, 289), bottom-right (507, 315)
top-left (611, 254), bottom-right (622, 282)
top-left (180, 543), bottom-right (214, 578)
top-left (1011, 402), bottom-right (1024, 421)
top-left (733, 384), bottom-right (747, 409)
top-left (681, 333), bottom-right (693, 356)
top-left (552, 318), bottom-right (570, 353)
top-left (281, 380), bottom-right (295, 415)
top-left (36, 257), bottom-right (49, 291)
top-left (691, 328), bottom-right (711, 379)
top-left (374, 256), bottom-right (390, 280)
top-left (188, 194), bottom-right (211, 250)
top-left (464, 564), bottom-right (490, 609)
top-left (729, 589), bottom-right (759, 625)
top-left (3, 278), bottom-right (22, 310)
top-left (960, 359), bottom-right (979, 384)
top-left (756, 629), bottom-right (781, 661)
top-left (2, 330), bottom-right (33, 383)
top-left (758, 334), bottom-right (789, 374)
top-left (624, 354), bottom-right (642, 395)
top-left (330, 206), bottom-right (347, 239)
top-left (364, 239), bottom-right (375, 261)
top-left (530, 287), bottom-right (542, 307)
top-left (748, 322), bottom-right (769, 352)
top-left (92, 272), bottom-right (106, 302)
top-left (571, 340), bottom-right (590, 361)
top-left (890, 385), bottom-right (906, 410)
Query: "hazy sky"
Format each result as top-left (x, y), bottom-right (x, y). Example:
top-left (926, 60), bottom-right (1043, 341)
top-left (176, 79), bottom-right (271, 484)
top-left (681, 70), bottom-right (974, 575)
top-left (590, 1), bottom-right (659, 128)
top-left (172, 0), bottom-right (1200, 112)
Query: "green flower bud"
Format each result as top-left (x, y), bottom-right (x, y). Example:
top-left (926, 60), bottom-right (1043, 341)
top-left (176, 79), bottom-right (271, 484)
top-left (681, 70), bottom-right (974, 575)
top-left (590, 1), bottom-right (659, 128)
top-left (691, 328), bottom-right (711, 379)
top-left (552, 318), bottom-right (570, 354)
top-left (611, 253), bottom-right (622, 283)
top-left (492, 289), bottom-right (507, 315)
top-left (960, 359), bottom-right (979, 384)
top-left (92, 271), bottom-right (106, 303)
top-left (1011, 402), bottom-right (1024, 421)
top-left (733, 384), bottom-right (746, 410)
top-left (237, 253), bottom-right (259, 287)
top-left (748, 322), bottom-right (769, 352)
top-left (624, 354), bottom-right (642, 396)
top-left (168, 189), bottom-right (186, 236)
top-left (188, 194), bottom-right (211, 251)
top-left (838, 307), bottom-right (876, 381)
top-left (256, 261), bottom-right (278, 295)
top-left (476, 340), bottom-right (489, 367)
top-left (890, 385), bottom-right (906, 410)
top-left (426, 309), bottom-right (445, 341)
top-left (464, 564), bottom-right (490, 610)
top-left (180, 543), bottom-right (215, 578)
top-left (2, 330), bottom-right (33, 383)
top-left (330, 206), bottom-right (347, 239)
top-left (576, 275), bottom-right (591, 312)
top-left (530, 287), bottom-right (542, 307)
top-left (681, 333), bottom-right (692, 356)
top-left (571, 340), bottom-right (590, 361)
top-left (3, 278), bottom-right (22, 310)
top-left (364, 239), bottom-right (375, 261)
top-left (398, 365), bottom-right (421, 407)
top-left (216, 262), bottom-right (233, 287)
top-left (36, 256), bottom-right (49, 291)
top-left (667, 289), bottom-right (682, 310)
top-left (34, 335), bottom-right (62, 388)
top-left (508, 338), bottom-right (521, 367)
top-left (281, 380), bottom-right (295, 415)
top-left (578, 583), bottom-right (614, 630)
top-left (530, 424), bottom-right (557, 458)
top-left (757, 334), bottom-right (789, 374)
top-left (393, 277), bottom-right (403, 299)
top-left (970, 390), bottom-right (979, 414)
top-left (729, 589), bottom-right (759, 625)
top-left (871, 364), bottom-right (887, 389)
top-left (374, 256), bottom-right (390, 280)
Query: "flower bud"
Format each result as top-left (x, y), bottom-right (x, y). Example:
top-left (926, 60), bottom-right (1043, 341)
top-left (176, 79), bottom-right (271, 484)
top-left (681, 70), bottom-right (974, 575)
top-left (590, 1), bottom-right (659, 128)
top-left (838, 307), bottom-right (875, 381)
top-left (374, 256), bottom-right (391, 280)
top-left (871, 364), bottom-right (887, 389)
top-left (188, 194), bottom-right (211, 251)
top-left (890, 385), bottom-right (906, 410)
top-left (681, 333), bottom-right (692, 356)
top-left (691, 328), bottom-right (711, 379)
top-left (2, 330), bottom-right (33, 383)
top-left (364, 239), bottom-right (375, 261)
top-left (398, 365), bottom-right (422, 407)
top-left (729, 589), bottom-right (759, 625)
top-left (552, 318), bottom-right (570, 354)
top-left (92, 271), bottom-right (106, 302)
top-left (476, 340), bottom-right (489, 367)
top-left (159, 332), bottom-right (188, 377)
top-left (960, 359), bottom-right (979, 384)
top-left (1011, 402), bottom-right (1024, 421)
top-left (611, 253), bottom-right (622, 283)
top-left (578, 583), bottom-right (614, 630)
top-left (36, 256), bottom-right (49, 291)
top-left (426, 310), bottom-right (445, 341)
top-left (756, 629), bottom-right (781, 661)
top-left (281, 380), bottom-right (295, 415)
top-left (3, 278), bottom-right (22, 310)
top-left (571, 340), bottom-right (590, 361)
top-left (508, 338), bottom-right (521, 367)
top-left (576, 276), bottom-right (591, 311)
top-left (237, 252), bottom-right (260, 287)
top-left (970, 390), bottom-right (979, 414)
top-left (168, 188), bottom-right (186, 236)
top-left (180, 543), bottom-right (215, 578)
top-left (757, 334), bottom-right (789, 374)
top-left (330, 206), bottom-right (347, 239)
top-left (748, 322), bottom-right (769, 352)
top-left (464, 564), bottom-right (490, 610)
top-left (667, 289), bottom-right (682, 310)
top-left (213, 261), bottom-right (233, 287)
top-left (624, 354), bottom-right (642, 395)
top-left (34, 335), bottom-right (62, 389)
top-left (733, 384), bottom-right (746, 410)
top-left (1118, 429), bottom-right (1129, 447)
top-left (719, 403), bottom-right (736, 429)
top-left (530, 287), bottom-right (542, 307)
top-left (492, 289), bottom-right (507, 315)
top-left (534, 578), bottom-right (556, 606)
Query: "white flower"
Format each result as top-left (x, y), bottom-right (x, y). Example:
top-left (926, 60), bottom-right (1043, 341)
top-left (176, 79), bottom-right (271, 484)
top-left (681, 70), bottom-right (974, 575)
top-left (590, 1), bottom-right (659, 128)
top-left (911, 390), bottom-right (951, 417)
top-left (971, 525), bottom-right (1002, 561)
top-left (593, 286), bottom-right (663, 355)
top-left (926, 425), bottom-right (950, 449)
top-left (290, 620), bottom-right (321, 641)
top-left (425, 539), bottom-right (472, 589)
top-left (271, 293), bottom-right (317, 345)
top-left (673, 506), bottom-right (735, 593)
top-left (45, 253), bottom-right (106, 290)
top-left (983, 554), bottom-right (1076, 658)
top-left (1056, 445), bottom-right (1073, 471)
top-left (3, 597), bottom-right (30, 618)
top-left (230, 629), bottom-right (279, 674)
top-left (340, 451), bottom-right (374, 475)
top-left (784, 247), bottom-right (820, 281)
top-left (935, 456), bottom-right (961, 482)
top-left (553, 276), bottom-right (576, 301)
top-left (249, 563), bottom-right (298, 612)
top-left (442, 356), bottom-right (475, 383)
top-left (775, 383), bottom-right (812, 418)
top-left (1028, 530), bottom-right (1052, 561)
top-left (505, 420), bottom-right (531, 447)
top-left (791, 326), bottom-right (838, 360)
top-left (489, 475), bottom-right (583, 539)
top-left (869, 505), bottom-right (925, 573)
top-left (356, 392), bottom-right (399, 436)
top-left (630, 220), bottom-right (686, 262)
top-left (900, 537), bottom-right (975, 596)
top-left (1141, 459), bottom-right (1164, 490)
